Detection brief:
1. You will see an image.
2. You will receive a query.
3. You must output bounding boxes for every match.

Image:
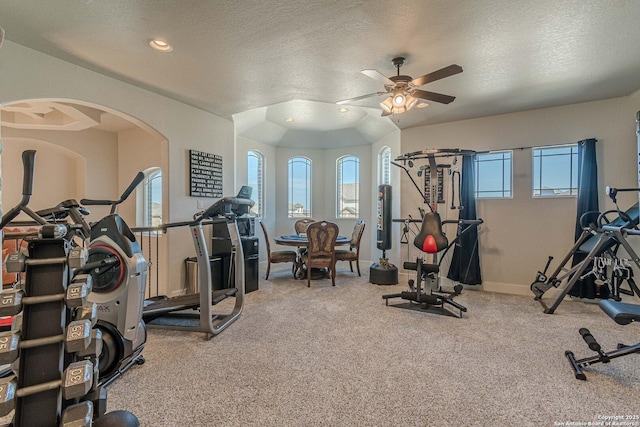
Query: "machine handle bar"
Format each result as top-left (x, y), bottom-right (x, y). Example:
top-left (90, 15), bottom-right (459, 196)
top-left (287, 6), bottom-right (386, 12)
top-left (81, 171), bottom-right (145, 214)
top-left (0, 150), bottom-right (48, 229)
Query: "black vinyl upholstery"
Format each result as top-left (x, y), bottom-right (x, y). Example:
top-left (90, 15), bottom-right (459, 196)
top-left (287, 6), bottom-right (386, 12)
top-left (413, 212), bottom-right (448, 254)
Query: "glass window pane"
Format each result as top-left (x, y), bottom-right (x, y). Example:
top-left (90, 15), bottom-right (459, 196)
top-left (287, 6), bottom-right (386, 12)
top-left (138, 167), bottom-right (162, 229)
top-left (532, 145), bottom-right (578, 197)
top-left (247, 151), bottom-right (264, 217)
top-left (337, 156), bottom-right (359, 218)
top-left (288, 157), bottom-right (311, 218)
top-left (475, 151), bottom-right (512, 199)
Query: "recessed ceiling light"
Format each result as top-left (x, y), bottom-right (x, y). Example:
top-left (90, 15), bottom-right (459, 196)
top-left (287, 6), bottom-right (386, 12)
top-left (338, 107), bottom-right (348, 113)
top-left (416, 102), bottom-right (429, 109)
top-left (149, 39), bottom-right (173, 52)
top-left (285, 117), bottom-right (294, 122)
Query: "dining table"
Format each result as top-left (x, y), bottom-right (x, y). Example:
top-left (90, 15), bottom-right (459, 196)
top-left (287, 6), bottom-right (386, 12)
top-left (274, 234), bottom-right (351, 279)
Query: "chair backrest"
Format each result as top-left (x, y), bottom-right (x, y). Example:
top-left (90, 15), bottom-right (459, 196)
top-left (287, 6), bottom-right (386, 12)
top-left (350, 219), bottom-right (366, 249)
top-left (295, 218), bottom-right (316, 234)
top-left (306, 221), bottom-right (339, 259)
top-left (259, 220), bottom-right (272, 255)
top-left (413, 212), bottom-right (448, 254)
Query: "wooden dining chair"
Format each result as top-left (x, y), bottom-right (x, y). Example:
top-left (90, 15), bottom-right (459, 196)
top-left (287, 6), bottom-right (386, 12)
top-left (294, 218), bottom-right (316, 234)
top-left (259, 220), bottom-right (298, 280)
top-left (335, 219), bottom-right (366, 276)
top-left (294, 218), bottom-right (316, 256)
top-left (300, 221), bottom-right (339, 287)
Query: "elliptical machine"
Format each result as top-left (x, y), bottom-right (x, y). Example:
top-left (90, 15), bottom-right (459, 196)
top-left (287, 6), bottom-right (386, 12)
top-left (79, 173), bottom-right (147, 385)
top-left (34, 173), bottom-right (147, 385)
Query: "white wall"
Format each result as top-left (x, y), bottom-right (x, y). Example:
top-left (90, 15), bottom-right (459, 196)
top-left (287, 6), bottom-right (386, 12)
top-left (0, 41), bottom-right (235, 296)
top-left (401, 95), bottom-right (640, 295)
top-left (1, 127), bottom-right (117, 213)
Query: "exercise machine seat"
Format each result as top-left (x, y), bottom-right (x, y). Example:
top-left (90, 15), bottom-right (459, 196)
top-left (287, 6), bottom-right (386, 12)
top-left (413, 212), bottom-right (448, 254)
top-left (598, 300), bottom-right (640, 325)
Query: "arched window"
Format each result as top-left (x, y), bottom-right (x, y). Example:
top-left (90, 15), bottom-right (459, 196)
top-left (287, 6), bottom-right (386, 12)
top-left (378, 146), bottom-right (391, 185)
top-left (336, 155), bottom-right (359, 218)
top-left (137, 167), bottom-right (162, 228)
top-left (288, 157), bottom-right (312, 218)
top-left (247, 150), bottom-right (264, 217)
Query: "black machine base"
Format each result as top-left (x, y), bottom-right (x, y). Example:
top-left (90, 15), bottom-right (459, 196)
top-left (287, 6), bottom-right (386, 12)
top-left (369, 262), bottom-right (398, 285)
top-left (382, 289), bottom-right (467, 318)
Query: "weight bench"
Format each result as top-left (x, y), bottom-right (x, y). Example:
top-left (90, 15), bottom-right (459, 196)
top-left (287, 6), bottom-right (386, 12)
top-left (565, 299), bottom-right (640, 380)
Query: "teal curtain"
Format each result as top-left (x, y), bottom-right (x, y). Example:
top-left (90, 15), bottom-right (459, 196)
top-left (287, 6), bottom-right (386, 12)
top-left (569, 138), bottom-right (602, 298)
top-left (447, 155), bottom-right (482, 285)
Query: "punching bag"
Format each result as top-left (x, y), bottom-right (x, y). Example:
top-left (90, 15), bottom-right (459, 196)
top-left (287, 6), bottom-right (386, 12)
top-left (370, 185), bottom-right (398, 285)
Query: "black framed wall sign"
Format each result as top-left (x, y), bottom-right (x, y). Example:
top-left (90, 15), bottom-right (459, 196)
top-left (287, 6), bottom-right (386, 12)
top-left (189, 149), bottom-right (223, 197)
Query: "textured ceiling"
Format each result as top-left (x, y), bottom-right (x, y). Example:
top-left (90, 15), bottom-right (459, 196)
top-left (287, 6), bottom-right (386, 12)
top-left (1, 0), bottom-right (640, 145)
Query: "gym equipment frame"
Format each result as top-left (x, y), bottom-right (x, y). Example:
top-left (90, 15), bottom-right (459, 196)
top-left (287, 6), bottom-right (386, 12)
top-left (141, 196), bottom-right (248, 339)
top-left (565, 299), bottom-right (640, 380)
top-left (382, 215), bottom-right (481, 317)
top-left (531, 189), bottom-right (640, 314)
top-left (383, 148), bottom-right (481, 317)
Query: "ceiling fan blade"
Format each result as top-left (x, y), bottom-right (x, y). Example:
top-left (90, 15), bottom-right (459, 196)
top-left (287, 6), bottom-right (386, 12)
top-left (336, 91), bottom-right (388, 105)
top-left (361, 69), bottom-right (395, 86)
top-left (410, 64), bottom-right (463, 87)
top-left (411, 89), bottom-right (456, 104)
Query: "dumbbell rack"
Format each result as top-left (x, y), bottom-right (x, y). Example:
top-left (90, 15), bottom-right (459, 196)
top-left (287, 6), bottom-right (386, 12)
top-left (0, 229), bottom-right (99, 426)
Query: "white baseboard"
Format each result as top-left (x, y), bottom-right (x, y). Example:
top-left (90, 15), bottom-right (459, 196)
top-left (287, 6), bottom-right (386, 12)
top-left (480, 281), bottom-right (532, 296)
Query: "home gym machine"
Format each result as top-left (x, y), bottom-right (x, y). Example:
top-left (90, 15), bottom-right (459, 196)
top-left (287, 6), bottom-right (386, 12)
top-left (370, 184), bottom-right (398, 285)
top-left (382, 148), bottom-right (482, 317)
top-left (141, 192), bottom-right (248, 339)
top-left (0, 150), bottom-right (139, 426)
top-left (530, 187), bottom-right (640, 314)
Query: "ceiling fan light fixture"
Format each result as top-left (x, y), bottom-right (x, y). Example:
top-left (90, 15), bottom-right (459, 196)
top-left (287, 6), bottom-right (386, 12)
top-left (394, 105), bottom-right (407, 114)
top-left (405, 94), bottom-right (419, 111)
top-left (149, 39), bottom-right (173, 52)
top-left (392, 92), bottom-right (406, 107)
top-left (380, 97), bottom-right (393, 113)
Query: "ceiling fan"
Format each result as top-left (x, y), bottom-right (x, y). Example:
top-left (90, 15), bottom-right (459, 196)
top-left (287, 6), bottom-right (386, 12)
top-left (337, 57), bottom-right (463, 116)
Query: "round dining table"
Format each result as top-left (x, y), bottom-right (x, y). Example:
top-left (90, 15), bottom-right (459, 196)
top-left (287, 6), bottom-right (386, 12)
top-left (274, 234), bottom-right (351, 279)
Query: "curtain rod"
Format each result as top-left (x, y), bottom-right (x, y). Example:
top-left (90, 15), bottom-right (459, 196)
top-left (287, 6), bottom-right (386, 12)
top-left (475, 138), bottom-right (597, 155)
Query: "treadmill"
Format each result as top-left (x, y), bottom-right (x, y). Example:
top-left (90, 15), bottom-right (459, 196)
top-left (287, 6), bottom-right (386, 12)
top-left (142, 189), bottom-right (253, 339)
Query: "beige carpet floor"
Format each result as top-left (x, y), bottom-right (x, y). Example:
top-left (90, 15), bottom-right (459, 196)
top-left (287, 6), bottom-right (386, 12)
top-left (103, 265), bottom-right (640, 426)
